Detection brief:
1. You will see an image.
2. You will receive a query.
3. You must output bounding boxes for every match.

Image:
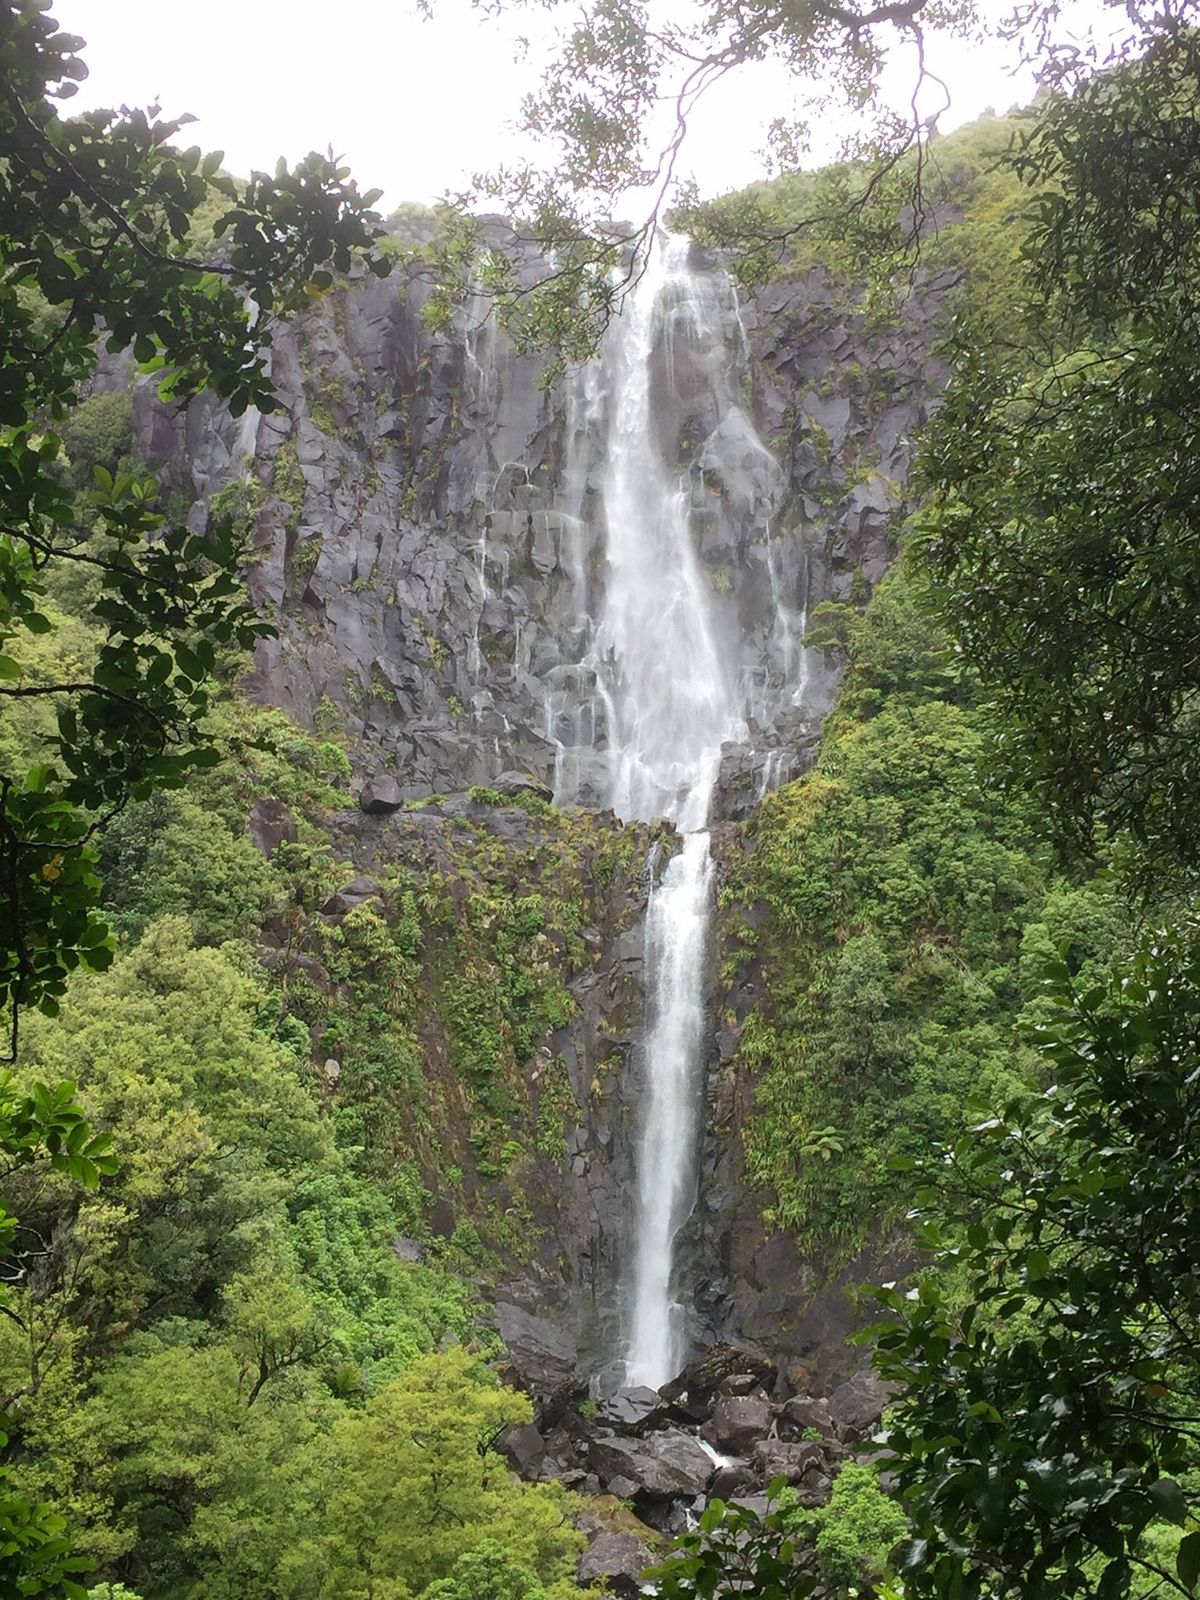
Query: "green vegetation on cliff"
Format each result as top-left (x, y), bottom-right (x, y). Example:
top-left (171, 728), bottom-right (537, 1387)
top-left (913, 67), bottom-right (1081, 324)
top-left (0, 493), bottom-right (640, 1590)
top-left (722, 564), bottom-right (1125, 1255)
top-left (0, 739), bottom-right (609, 1594)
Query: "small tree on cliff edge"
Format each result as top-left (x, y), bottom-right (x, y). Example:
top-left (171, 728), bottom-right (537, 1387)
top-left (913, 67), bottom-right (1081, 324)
top-left (0, 1), bottom-right (389, 1058)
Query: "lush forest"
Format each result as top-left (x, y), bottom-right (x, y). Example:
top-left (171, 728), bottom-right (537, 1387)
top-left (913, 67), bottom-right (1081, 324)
top-left (2, 1), bottom-right (1200, 1598)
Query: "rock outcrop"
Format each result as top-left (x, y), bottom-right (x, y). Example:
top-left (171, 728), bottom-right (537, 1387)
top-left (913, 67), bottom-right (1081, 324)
top-left (117, 226), bottom-right (951, 1409)
top-left (502, 1346), bottom-right (888, 1564)
top-left (128, 229), bottom-right (949, 815)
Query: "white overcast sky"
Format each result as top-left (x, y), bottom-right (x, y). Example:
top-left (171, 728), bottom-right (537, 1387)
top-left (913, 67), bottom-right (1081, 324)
top-left (51, 0), bottom-right (1074, 208)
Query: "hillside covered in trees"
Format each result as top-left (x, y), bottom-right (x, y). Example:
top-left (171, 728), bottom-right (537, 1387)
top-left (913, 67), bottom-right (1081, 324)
top-left (1, 2), bottom-right (1199, 1598)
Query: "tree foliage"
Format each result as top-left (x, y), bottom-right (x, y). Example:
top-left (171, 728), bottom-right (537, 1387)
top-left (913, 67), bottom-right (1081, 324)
top-left (726, 567), bottom-right (1124, 1253)
top-left (917, 22), bottom-right (1200, 885)
top-left (0, 1), bottom-right (387, 1051)
top-left (650, 1466), bottom-right (906, 1600)
top-left (869, 922), bottom-right (1200, 1600)
top-left (0, 1070), bottom-right (114, 1597)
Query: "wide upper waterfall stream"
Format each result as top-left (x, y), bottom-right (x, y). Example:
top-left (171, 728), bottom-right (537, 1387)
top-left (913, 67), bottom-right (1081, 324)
top-left (548, 235), bottom-right (801, 1389)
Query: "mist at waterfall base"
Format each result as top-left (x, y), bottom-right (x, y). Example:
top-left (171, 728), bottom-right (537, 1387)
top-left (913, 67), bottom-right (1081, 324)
top-left (542, 236), bottom-right (811, 1392)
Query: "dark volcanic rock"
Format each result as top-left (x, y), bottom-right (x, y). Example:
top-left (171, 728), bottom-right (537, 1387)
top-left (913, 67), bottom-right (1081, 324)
top-left (605, 1473), bottom-right (643, 1500)
top-left (495, 1303), bottom-right (578, 1398)
top-left (731, 1492), bottom-right (771, 1518)
top-left (596, 1386), bottom-right (670, 1433)
top-left (143, 228), bottom-right (949, 833)
top-left (589, 1430), bottom-right (716, 1499)
top-left (320, 875), bottom-right (381, 916)
top-left (248, 796), bottom-right (298, 855)
top-left (578, 1532), bottom-right (653, 1599)
top-left (711, 1462), bottom-right (756, 1498)
top-left (703, 1394), bottom-right (772, 1454)
top-left (780, 1394), bottom-right (837, 1439)
top-left (752, 1439), bottom-right (824, 1485)
top-left (539, 1421), bottom-right (588, 1482)
top-left (827, 1370), bottom-right (892, 1442)
top-left (493, 769), bottom-right (554, 803)
top-left (359, 774), bottom-right (405, 813)
top-left (497, 1421), bottom-right (546, 1475)
top-left (660, 1343), bottom-right (776, 1414)
top-left (718, 1372), bottom-right (769, 1398)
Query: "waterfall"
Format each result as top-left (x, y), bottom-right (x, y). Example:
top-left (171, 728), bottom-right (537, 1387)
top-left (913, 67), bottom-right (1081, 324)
top-left (595, 242), bottom-right (741, 833)
top-left (543, 231), bottom-right (800, 1387)
top-left (625, 831), bottom-right (718, 1386)
top-left (576, 236), bottom-right (745, 1387)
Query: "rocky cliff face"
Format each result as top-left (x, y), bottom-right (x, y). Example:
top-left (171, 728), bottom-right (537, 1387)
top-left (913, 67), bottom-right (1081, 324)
top-left (136, 230), bottom-right (951, 806)
top-left (127, 230), bottom-right (953, 1388)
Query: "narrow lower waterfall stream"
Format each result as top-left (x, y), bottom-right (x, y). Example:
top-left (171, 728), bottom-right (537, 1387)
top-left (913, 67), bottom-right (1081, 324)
top-left (625, 832), bottom-right (718, 1386)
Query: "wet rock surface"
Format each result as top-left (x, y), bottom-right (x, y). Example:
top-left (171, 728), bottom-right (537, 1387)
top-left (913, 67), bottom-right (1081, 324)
top-left (132, 231), bottom-right (948, 813)
top-left (123, 230), bottom-right (942, 1581)
top-left (521, 1348), bottom-right (891, 1566)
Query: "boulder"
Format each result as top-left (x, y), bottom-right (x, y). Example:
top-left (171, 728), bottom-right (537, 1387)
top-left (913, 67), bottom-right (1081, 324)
top-left (497, 1422), bottom-right (546, 1476)
top-left (779, 1395), bottom-right (837, 1439)
top-left (660, 1343), bottom-right (775, 1419)
top-left (538, 1423), bottom-right (586, 1482)
top-left (794, 1469), bottom-right (835, 1509)
top-left (359, 773), bottom-right (405, 813)
top-left (711, 1462), bottom-right (756, 1498)
top-left (717, 1372), bottom-right (767, 1397)
top-left (494, 1303), bottom-right (578, 1398)
top-left (605, 1474), bottom-right (643, 1501)
top-left (493, 769), bottom-right (554, 803)
top-left (589, 1430), bottom-right (715, 1499)
top-left (596, 1386), bottom-right (669, 1433)
top-left (827, 1370), bottom-right (892, 1442)
top-left (321, 875), bottom-right (381, 916)
top-left (752, 1439), bottom-right (824, 1485)
top-left (730, 1493), bottom-right (771, 1518)
top-left (703, 1394), bottom-right (773, 1454)
top-left (578, 1532), bottom-right (652, 1599)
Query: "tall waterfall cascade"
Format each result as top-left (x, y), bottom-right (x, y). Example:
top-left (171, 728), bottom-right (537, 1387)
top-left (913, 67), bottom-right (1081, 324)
top-left (545, 235), bottom-right (812, 1388)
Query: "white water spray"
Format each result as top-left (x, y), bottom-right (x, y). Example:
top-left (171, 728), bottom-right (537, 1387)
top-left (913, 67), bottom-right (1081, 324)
top-left (546, 233), bottom-right (805, 1387)
top-left (584, 238), bottom-right (748, 1388)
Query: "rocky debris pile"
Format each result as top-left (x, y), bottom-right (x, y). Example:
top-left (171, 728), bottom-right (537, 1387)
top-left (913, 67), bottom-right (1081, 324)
top-left (499, 1343), bottom-right (893, 1548)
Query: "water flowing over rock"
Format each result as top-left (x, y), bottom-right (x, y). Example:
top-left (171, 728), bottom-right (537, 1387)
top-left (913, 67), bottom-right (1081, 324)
top-left (558, 236), bottom-right (813, 1390)
top-left (125, 219), bottom-right (954, 1405)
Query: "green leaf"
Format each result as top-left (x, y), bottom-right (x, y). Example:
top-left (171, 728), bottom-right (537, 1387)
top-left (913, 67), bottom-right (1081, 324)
top-left (175, 642), bottom-right (205, 681)
top-left (1148, 1478), bottom-right (1188, 1525)
top-left (1026, 1249), bottom-right (1050, 1279)
top-left (1177, 1531), bottom-right (1200, 1590)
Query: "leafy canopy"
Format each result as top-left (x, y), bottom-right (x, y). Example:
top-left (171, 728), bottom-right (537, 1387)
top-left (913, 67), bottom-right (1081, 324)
top-left (916, 22), bottom-right (1200, 886)
top-left (869, 922), bottom-right (1200, 1600)
top-left (0, 0), bottom-right (387, 1052)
